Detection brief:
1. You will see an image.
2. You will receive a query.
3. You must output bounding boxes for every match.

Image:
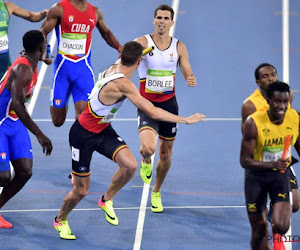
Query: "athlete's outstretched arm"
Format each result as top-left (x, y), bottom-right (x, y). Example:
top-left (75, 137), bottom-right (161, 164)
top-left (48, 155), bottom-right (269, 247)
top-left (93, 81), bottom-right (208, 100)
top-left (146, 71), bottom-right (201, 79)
top-left (10, 65), bottom-right (52, 155)
top-left (178, 41), bottom-right (196, 87)
top-left (95, 7), bottom-right (122, 52)
top-left (119, 78), bottom-right (205, 124)
top-left (5, 2), bottom-right (47, 22)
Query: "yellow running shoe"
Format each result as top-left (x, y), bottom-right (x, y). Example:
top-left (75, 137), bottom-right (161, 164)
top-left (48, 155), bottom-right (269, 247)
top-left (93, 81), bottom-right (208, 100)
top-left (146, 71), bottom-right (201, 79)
top-left (98, 196), bottom-right (119, 226)
top-left (53, 217), bottom-right (76, 240)
top-left (151, 192), bottom-right (163, 213)
top-left (140, 160), bottom-right (152, 184)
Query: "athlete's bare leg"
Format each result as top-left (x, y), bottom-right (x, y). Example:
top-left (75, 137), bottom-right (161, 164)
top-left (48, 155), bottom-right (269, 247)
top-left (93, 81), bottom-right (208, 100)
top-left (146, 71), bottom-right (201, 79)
top-left (57, 175), bottom-right (90, 221)
top-left (292, 188), bottom-right (299, 212)
top-left (74, 100), bottom-right (87, 120)
top-left (103, 148), bottom-right (137, 201)
top-left (152, 139), bottom-right (174, 192)
top-left (272, 201), bottom-right (292, 235)
top-left (248, 213), bottom-right (271, 250)
top-left (139, 129), bottom-right (157, 164)
top-left (0, 158), bottom-right (32, 208)
top-left (50, 106), bottom-right (68, 127)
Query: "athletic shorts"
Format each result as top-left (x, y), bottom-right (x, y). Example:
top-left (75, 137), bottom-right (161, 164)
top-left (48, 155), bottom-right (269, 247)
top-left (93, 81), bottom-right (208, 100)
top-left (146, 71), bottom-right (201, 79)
top-left (50, 54), bottom-right (95, 108)
top-left (244, 169), bottom-right (291, 214)
top-left (0, 119), bottom-right (32, 172)
top-left (138, 96), bottom-right (178, 140)
top-left (288, 166), bottom-right (298, 189)
top-left (69, 120), bottom-right (128, 177)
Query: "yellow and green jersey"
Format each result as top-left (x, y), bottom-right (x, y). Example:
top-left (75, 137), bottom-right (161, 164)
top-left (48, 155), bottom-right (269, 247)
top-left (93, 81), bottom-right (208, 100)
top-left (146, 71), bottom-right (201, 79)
top-left (250, 108), bottom-right (299, 163)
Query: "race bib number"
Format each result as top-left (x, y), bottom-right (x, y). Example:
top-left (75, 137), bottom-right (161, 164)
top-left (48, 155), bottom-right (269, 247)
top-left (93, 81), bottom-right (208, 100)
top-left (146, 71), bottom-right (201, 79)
top-left (0, 31), bottom-right (8, 54)
top-left (145, 69), bottom-right (174, 94)
top-left (262, 147), bottom-right (284, 162)
top-left (100, 108), bottom-right (118, 123)
top-left (59, 33), bottom-right (86, 56)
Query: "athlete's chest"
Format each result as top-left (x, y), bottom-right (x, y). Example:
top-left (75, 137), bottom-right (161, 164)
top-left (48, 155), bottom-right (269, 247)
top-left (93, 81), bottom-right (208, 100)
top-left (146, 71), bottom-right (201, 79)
top-left (61, 7), bottom-right (96, 33)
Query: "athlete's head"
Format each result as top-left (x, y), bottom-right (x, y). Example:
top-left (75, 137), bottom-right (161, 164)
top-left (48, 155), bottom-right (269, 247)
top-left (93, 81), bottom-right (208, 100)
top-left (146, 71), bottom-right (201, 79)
top-left (153, 5), bottom-right (174, 35)
top-left (121, 41), bottom-right (143, 67)
top-left (23, 30), bottom-right (45, 55)
top-left (266, 81), bottom-right (290, 120)
top-left (154, 4), bottom-right (174, 20)
top-left (255, 63), bottom-right (278, 92)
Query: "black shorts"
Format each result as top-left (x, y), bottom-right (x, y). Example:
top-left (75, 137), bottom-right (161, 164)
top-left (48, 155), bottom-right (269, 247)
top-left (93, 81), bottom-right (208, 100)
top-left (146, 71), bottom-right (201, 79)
top-left (288, 166), bottom-right (298, 189)
top-left (138, 96), bottom-right (178, 140)
top-left (244, 169), bottom-right (291, 214)
top-left (69, 120), bottom-right (128, 177)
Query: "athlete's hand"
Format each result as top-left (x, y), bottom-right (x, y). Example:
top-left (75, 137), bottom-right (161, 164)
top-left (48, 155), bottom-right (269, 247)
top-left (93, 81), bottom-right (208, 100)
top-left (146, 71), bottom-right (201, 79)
top-left (184, 113), bottom-right (206, 124)
top-left (36, 133), bottom-right (53, 156)
top-left (186, 74), bottom-right (196, 87)
top-left (272, 158), bottom-right (290, 171)
top-left (38, 9), bottom-right (48, 20)
top-left (42, 57), bottom-right (53, 65)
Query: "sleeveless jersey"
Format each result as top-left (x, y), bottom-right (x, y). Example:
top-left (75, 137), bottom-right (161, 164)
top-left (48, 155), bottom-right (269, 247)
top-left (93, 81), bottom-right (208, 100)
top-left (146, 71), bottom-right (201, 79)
top-left (138, 34), bottom-right (178, 102)
top-left (250, 109), bottom-right (299, 163)
top-left (246, 88), bottom-right (291, 111)
top-left (78, 71), bottom-right (126, 133)
top-left (56, 0), bottom-right (96, 61)
top-left (0, 55), bottom-right (38, 124)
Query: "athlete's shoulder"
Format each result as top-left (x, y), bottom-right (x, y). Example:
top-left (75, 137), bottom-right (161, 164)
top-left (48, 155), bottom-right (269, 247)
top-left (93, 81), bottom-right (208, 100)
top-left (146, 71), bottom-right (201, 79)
top-left (242, 99), bottom-right (256, 118)
top-left (49, 2), bottom-right (63, 16)
top-left (134, 35), bottom-right (148, 48)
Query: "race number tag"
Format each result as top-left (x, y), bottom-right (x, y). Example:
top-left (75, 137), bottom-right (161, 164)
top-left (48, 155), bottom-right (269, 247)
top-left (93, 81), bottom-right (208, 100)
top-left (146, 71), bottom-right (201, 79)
top-left (262, 147), bottom-right (283, 162)
top-left (100, 108), bottom-right (118, 123)
top-left (59, 33), bottom-right (86, 56)
top-left (0, 31), bottom-right (8, 54)
top-left (145, 69), bottom-right (174, 94)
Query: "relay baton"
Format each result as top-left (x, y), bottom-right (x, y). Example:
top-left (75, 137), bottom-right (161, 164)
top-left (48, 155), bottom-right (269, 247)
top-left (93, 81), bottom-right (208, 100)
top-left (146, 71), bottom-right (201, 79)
top-left (280, 135), bottom-right (292, 173)
top-left (142, 46), bottom-right (155, 56)
top-left (46, 44), bottom-right (51, 59)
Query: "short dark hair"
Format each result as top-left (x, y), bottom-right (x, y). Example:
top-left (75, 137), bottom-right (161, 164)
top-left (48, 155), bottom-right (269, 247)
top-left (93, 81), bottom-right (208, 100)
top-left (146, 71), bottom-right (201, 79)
top-left (23, 30), bottom-right (45, 52)
top-left (154, 4), bottom-right (174, 20)
top-left (254, 63), bottom-right (277, 80)
top-left (266, 81), bottom-right (290, 99)
top-left (121, 41), bottom-right (143, 66)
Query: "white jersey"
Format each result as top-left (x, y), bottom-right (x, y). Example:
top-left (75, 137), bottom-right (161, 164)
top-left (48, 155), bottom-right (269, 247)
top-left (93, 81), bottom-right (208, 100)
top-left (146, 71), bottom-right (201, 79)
top-left (138, 34), bottom-right (179, 102)
top-left (89, 71), bottom-right (126, 122)
top-left (78, 71), bottom-right (126, 133)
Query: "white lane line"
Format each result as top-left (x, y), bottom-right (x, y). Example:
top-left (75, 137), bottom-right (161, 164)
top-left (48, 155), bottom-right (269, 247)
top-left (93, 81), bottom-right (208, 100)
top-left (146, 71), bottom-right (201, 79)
top-left (133, 154), bottom-right (154, 250)
top-left (169, 0), bottom-right (180, 37)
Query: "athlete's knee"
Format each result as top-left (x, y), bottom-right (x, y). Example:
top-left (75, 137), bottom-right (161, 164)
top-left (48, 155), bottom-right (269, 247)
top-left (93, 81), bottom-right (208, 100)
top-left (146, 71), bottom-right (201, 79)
top-left (52, 117), bottom-right (65, 127)
top-left (21, 168), bottom-right (33, 181)
top-left (272, 218), bottom-right (290, 234)
top-left (159, 151), bottom-right (172, 163)
top-left (122, 158), bottom-right (138, 177)
top-left (74, 186), bottom-right (89, 200)
top-left (50, 107), bottom-right (67, 127)
top-left (140, 144), bottom-right (156, 159)
top-left (0, 171), bottom-right (11, 186)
